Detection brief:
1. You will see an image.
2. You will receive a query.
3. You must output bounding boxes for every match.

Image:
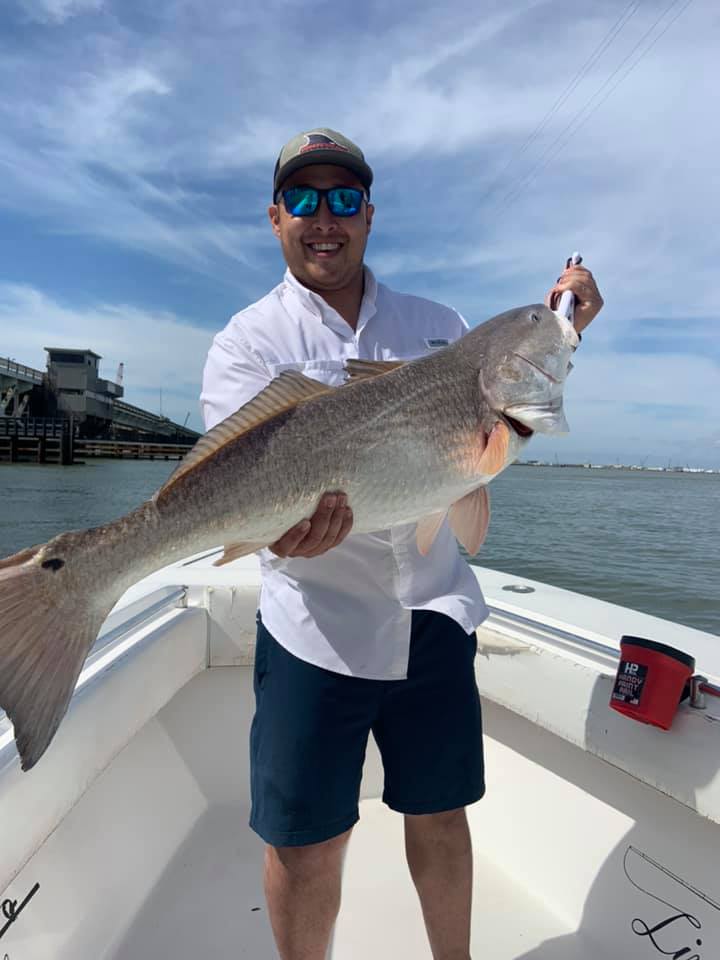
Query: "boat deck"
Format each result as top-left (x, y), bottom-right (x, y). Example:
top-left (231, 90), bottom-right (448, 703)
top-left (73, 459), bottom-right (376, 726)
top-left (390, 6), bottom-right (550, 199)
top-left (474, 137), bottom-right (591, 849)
top-left (109, 796), bottom-right (588, 960)
top-left (2, 557), bottom-right (718, 960)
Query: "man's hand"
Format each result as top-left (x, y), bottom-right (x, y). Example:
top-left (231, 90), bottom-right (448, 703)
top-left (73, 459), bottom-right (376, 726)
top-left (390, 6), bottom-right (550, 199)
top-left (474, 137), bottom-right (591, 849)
top-left (269, 493), bottom-right (353, 559)
top-left (545, 263), bottom-right (604, 335)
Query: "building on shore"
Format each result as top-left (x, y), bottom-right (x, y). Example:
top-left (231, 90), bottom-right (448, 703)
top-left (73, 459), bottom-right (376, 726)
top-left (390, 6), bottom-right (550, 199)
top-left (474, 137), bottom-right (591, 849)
top-left (1, 348), bottom-right (200, 443)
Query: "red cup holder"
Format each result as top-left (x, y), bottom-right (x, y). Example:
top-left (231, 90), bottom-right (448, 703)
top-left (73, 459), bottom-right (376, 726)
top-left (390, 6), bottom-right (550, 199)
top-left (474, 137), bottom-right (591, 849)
top-left (609, 636), bottom-right (695, 730)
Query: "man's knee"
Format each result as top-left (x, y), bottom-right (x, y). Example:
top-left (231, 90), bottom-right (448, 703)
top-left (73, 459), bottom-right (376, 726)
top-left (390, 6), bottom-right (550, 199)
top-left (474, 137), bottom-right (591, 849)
top-left (404, 807), bottom-right (471, 854)
top-left (406, 807), bottom-right (467, 830)
top-left (266, 827), bottom-right (353, 878)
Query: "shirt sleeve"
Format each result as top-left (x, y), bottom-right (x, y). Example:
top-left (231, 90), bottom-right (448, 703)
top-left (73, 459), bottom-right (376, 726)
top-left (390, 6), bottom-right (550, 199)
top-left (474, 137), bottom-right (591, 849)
top-left (199, 327), bottom-right (272, 432)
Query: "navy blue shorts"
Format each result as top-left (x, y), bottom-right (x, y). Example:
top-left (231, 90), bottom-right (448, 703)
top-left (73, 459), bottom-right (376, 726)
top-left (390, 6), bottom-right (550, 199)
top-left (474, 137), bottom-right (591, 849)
top-left (249, 609), bottom-right (485, 847)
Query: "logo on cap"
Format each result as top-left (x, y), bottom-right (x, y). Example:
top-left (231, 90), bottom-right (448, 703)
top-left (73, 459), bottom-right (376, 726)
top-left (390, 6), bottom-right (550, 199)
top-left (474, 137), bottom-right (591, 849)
top-left (299, 133), bottom-right (350, 155)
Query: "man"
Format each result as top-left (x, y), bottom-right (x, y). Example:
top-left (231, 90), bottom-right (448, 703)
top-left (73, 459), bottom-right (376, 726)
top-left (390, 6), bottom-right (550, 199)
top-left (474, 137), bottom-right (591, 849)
top-left (200, 128), bottom-right (603, 960)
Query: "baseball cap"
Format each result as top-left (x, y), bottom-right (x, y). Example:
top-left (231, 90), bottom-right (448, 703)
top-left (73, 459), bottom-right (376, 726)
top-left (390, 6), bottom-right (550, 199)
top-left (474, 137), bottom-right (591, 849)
top-left (273, 128), bottom-right (374, 198)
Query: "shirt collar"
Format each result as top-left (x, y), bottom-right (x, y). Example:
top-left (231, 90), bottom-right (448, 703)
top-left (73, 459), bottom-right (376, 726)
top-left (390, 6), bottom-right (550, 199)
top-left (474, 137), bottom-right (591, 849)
top-left (283, 266), bottom-right (378, 338)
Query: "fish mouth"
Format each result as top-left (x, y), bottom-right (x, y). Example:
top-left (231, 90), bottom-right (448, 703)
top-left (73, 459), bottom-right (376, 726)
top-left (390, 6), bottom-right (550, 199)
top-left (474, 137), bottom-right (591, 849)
top-left (502, 414), bottom-right (534, 438)
top-left (512, 352), bottom-right (561, 384)
top-left (478, 368), bottom-right (535, 438)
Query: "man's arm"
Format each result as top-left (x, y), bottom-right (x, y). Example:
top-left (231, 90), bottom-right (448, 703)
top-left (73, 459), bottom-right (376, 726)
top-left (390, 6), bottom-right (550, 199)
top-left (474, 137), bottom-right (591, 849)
top-left (200, 328), bottom-right (353, 558)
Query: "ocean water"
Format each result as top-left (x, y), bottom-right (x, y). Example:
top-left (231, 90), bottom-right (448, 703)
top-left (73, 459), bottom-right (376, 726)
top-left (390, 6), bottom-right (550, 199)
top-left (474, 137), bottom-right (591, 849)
top-left (0, 461), bottom-right (718, 636)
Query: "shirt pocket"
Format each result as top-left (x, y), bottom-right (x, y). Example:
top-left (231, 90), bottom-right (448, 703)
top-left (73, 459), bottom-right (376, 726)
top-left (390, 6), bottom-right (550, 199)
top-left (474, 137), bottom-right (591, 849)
top-left (266, 359), bottom-right (348, 388)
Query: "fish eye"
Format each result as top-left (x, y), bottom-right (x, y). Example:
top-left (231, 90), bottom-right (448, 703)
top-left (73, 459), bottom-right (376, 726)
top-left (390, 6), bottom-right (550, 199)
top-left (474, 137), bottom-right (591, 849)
top-left (529, 311), bottom-right (541, 324)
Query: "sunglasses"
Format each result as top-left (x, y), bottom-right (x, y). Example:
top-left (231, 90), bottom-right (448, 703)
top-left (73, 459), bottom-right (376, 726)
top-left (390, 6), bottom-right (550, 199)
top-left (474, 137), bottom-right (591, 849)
top-left (279, 185), bottom-right (366, 218)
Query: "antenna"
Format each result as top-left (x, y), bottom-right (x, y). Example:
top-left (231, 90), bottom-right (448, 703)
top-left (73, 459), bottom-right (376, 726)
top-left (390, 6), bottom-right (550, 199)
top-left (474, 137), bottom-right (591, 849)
top-left (116, 362), bottom-right (124, 385)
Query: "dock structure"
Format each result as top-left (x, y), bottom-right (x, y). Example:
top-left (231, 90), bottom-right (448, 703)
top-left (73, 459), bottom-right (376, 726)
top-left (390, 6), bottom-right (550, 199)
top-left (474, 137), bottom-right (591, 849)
top-left (0, 417), bottom-right (75, 464)
top-left (1, 348), bottom-right (200, 464)
top-left (74, 439), bottom-right (191, 460)
top-left (0, 421), bottom-right (192, 464)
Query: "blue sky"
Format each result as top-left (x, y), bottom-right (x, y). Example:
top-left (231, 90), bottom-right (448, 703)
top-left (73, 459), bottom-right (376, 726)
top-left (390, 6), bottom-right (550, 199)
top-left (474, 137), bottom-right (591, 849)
top-left (1, 0), bottom-right (718, 467)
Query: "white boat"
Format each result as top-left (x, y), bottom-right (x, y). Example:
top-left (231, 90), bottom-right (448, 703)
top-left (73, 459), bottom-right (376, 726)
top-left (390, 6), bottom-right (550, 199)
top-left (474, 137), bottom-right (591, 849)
top-left (1, 552), bottom-right (718, 959)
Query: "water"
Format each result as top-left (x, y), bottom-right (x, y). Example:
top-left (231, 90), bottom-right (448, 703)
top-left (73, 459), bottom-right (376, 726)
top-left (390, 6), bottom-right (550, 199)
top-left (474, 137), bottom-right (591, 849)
top-left (475, 466), bottom-right (719, 636)
top-left (1, 462), bottom-right (718, 636)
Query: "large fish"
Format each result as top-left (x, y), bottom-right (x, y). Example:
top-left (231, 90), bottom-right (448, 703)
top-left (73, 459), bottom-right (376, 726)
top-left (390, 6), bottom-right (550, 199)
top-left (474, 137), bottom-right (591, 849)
top-left (0, 303), bottom-right (578, 770)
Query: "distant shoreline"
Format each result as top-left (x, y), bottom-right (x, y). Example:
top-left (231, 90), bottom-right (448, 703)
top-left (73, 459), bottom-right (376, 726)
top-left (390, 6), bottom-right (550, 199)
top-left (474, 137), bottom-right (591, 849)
top-left (515, 461), bottom-right (719, 474)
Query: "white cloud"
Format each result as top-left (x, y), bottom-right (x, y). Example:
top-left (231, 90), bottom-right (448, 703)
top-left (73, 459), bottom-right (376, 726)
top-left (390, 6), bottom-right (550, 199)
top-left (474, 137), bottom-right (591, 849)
top-left (0, 0), bottom-right (718, 465)
top-left (2, 0), bottom-right (716, 303)
top-left (38, 66), bottom-right (171, 162)
top-left (17, 0), bottom-right (104, 24)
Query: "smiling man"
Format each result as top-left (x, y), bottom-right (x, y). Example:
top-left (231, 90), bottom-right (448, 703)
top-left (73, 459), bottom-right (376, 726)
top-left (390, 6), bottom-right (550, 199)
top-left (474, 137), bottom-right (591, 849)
top-left (200, 128), bottom-right (603, 960)
top-left (269, 142), bottom-right (373, 327)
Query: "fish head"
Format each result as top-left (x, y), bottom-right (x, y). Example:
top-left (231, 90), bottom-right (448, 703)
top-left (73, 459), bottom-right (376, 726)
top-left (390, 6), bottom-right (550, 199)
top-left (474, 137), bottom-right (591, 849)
top-left (466, 303), bottom-right (579, 438)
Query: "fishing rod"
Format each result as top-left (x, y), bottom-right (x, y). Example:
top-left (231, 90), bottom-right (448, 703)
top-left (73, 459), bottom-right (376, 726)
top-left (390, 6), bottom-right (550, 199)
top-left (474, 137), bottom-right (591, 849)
top-left (554, 251), bottom-right (583, 326)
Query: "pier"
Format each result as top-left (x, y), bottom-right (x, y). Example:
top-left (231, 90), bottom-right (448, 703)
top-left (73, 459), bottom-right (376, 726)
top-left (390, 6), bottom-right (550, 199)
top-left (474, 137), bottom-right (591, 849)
top-left (75, 439), bottom-right (190, 460)
top-left (0, 418), bottom-right (193, 464)
top-left (0, 417), bottom-right (74, 464)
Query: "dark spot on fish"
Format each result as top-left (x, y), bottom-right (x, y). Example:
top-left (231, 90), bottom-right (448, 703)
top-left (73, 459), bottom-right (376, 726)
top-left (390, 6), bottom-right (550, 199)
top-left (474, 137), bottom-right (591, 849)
top-left (41, 558), bottom-right (65, 572)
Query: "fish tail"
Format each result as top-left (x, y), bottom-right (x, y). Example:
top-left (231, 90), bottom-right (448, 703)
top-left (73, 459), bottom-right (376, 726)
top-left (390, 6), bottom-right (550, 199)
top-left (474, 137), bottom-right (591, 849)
top-left (0, 539), bottom-right (116, 771)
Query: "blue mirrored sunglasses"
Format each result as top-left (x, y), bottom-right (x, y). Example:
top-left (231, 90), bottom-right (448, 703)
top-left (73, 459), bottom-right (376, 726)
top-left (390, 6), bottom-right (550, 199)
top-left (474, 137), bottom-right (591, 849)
top-left (280, 185), bottom-right (366, 218)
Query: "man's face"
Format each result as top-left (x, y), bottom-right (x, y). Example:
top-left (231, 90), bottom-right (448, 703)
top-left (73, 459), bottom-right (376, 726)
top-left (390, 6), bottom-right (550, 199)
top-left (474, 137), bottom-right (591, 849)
top-left (268, 164), bottom-right (374, 293)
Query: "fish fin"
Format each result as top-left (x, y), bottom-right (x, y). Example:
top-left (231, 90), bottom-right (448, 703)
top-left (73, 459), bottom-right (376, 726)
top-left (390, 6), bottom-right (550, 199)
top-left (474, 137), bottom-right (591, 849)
top-left (344, 359), bottom-right (406, 382)
top-left (0, 553), bottom-right (110, 771)
top-left (448, 487), bottom-right (490, 556)
top-left (213, 541), bottom-right (266, 566)
top-left (477, 421), bottom-right (510, 475)
top-left (155, 371), bottom-right (334, 506)
top-left (415, 511), bottom-right (447, 556)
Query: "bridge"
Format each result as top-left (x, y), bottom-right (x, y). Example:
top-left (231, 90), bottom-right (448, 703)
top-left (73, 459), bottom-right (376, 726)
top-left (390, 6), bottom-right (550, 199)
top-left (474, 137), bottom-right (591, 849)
top-left (0, 356), bottom-right (44, 386)
top-left (112, 398), bottom-right (199, 440)
top-left (0, 357), bottom-right (44, 418)
top-left (1, 350), bottom-right (200, 445)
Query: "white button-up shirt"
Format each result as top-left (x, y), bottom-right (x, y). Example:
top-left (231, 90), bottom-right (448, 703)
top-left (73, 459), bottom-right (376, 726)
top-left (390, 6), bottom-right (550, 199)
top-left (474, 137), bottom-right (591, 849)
top-left (200, 266), bottom-right (488, 679)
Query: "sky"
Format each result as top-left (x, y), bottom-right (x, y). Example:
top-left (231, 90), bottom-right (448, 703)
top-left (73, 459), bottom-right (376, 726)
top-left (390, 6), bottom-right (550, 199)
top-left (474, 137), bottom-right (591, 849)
top-left (0, 0), bottom-right (718, 468)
